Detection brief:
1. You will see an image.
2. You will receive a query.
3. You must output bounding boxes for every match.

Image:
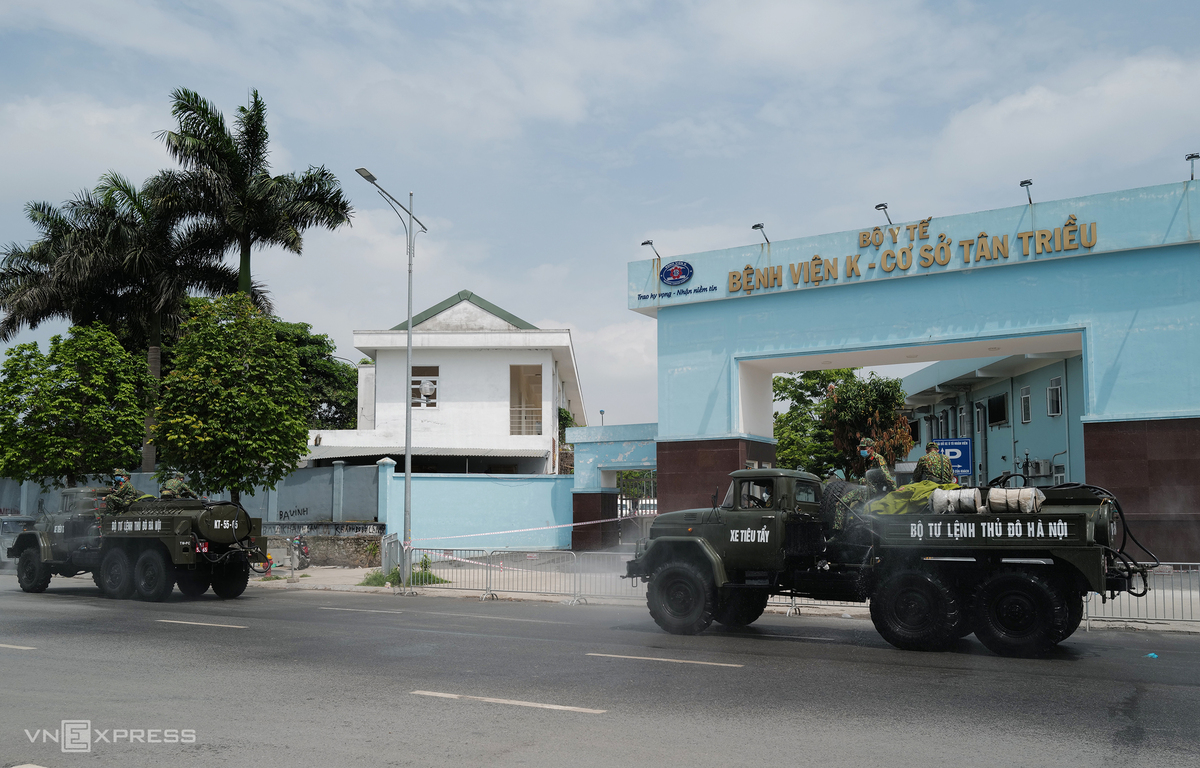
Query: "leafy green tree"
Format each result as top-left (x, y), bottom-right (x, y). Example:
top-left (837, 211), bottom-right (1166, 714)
top-left (154, 294), bottom-right (308, 502)
top-left (772, 368), bottom-right (856, 477)
top-left (0, 173), bottom-right (274, 470)
top-left (823, 372), bottom-right (914, 478)
top-left (0, 324), bottom-right (151, 488)
top-left (156, 87), bottom-right (354, 294)
top-left (273, 319), bottom-right (357, 429)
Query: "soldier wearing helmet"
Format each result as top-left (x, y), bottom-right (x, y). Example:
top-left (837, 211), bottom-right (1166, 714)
top-left (104, 469), bottom-right (144, 514)
top-left (160, 470), bottom-right (198, 500)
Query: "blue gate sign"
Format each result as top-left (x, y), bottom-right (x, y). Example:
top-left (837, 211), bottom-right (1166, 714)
top-left (933, 438), bottom-right (973, 477)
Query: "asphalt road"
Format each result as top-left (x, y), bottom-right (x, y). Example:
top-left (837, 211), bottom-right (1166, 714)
top-left (2, 574), bottom-right (1198, 768)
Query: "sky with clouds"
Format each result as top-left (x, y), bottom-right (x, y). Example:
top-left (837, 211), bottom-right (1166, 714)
top-left (1, 0), bottom-right (1198, 426)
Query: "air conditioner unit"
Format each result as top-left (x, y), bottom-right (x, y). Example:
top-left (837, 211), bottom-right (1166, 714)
top-left (1031, 459), bottom-right (1053, 477)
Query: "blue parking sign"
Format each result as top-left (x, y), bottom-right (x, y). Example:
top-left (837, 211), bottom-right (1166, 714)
top-left (933, 438), bottom-right (973, 477)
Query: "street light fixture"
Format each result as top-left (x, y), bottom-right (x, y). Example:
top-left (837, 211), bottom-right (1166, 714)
top-left (599, 409), bottom-right (605, 426)
top-left (641, 240), bottom-right (661, 259)
top-left (1020, 179), bottom-right (1033, 205)
top-left (1187, 153), bottom-right (1199, 181)
top-left (752, 223), bottom-right (769, 245)
top-left (355, 167), bottom-right (427, 591)
top-left (875, 203), bottom-right (892, 226)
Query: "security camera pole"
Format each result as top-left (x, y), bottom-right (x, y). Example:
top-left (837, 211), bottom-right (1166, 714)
top-left (356, 167), bottom-right (427, 593)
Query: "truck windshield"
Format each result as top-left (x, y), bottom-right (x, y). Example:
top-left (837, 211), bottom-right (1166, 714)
top-left (795, 482), bottom-right (819, 504)
top-left (721, 483), bottom-right (735, 508)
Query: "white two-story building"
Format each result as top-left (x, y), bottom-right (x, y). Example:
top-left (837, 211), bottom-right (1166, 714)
top-left (305, 290), bottom-right (586, 474)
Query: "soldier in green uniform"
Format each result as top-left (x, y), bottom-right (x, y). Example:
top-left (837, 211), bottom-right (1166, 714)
top-left (160, 471), bottom-right (198, 499)
top-left (833, 438), bottom-right (896, 531)
top-left (912, 441), bottom-right (955, 484)
top-left (104, 469), bottom-right (144, 514)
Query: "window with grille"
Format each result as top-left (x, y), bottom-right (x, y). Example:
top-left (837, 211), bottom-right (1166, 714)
top-left (1020, 386), bottom-right (1031, 423)
top-left (510, 365), bottom-right (542, 435)
top-left (1047, 377), bottom-right (1063, 417)
top-left (411, 366), bottom-right (439, 408)
top-left (1053, 464), bottom-right (1066, 485)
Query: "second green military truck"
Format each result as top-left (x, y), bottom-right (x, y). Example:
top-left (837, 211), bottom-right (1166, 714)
top-left (626, 468), bottom-right (1150, 658)
top-left (8, 487), bottom-right (267, 601)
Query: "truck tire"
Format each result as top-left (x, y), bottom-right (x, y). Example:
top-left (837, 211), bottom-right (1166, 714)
top-left (1061, 593), bottom-right (1084, 641)
top-left (99, 548), bottom-right (136, 600)
top-left (134, 549), bottom-right (175, 602)
top-left (870, 569), bottom-right (961, 651)
top-left (820, 479), bottom-right (863, 523)
top-left (647, 561), bottom-right (716, 635)
top-left (176, 569), bottom-right (211, 599)
top-left (972, 570), bottom-right (1069, 658)
top-left (211, 558), bottom-right (250, 599)
top-left (17, 548), bottom-right (52, 593)
top-left (714, 589), bottom-right (770, 627)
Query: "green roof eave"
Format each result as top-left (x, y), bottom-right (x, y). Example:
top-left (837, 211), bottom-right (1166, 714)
top-left (390, 290), bottom-right (538, 331)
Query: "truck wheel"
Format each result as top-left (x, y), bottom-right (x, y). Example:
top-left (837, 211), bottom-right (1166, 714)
top-left (17, 548), bottom-right (52, 593)
top-left (714, 589), bottom-right (770, 627)
top-left (972, 570), bottom-right (1068, 658)
top-left (134, 549), bottom-right (176, 602)
top-left (1061, 593), bottom-right (1084, 641)
top-left (211, 558), bottom-right (250, 599)
top-left (870, 569), bottom-right (960, 651)
top-left (99, 548), bottom-right (136, 600)
top-left (647, 561), bottom-right (715, 635)
top-left (92, 571), bottom-right (103, 592)
top-left (176, 569), bottom-right (211, 599)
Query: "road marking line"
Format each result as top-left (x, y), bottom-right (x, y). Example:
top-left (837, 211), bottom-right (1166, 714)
top-left (156, 619), bottom-right (247, 629)
top-left (411, 690), bottom-right (605, 714)
top-left (586, 652), bottom-right (743, 667)
top-left (0, 643), bottom-right (36, 650)
top-left (318, 606), bottom-right (569, 625)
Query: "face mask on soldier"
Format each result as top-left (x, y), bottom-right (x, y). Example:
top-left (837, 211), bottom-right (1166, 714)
top-left (859, 450), bottom-right (869, 457)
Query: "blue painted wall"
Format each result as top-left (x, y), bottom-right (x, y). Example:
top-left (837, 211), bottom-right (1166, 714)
top-left (387, 473), bottom-right (575, 549)
top-left (567, 423), bottom-right (657, 491)
top-left (635, 182), bottom-right (1200, 441)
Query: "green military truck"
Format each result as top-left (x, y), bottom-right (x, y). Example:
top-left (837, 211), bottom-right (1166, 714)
top-left (7, 487), bottom-right (267, 601)
top-left (625, 469), bottom-right (1152, 658)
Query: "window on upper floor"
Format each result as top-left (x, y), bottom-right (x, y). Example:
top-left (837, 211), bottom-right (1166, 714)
top-left (958, 407), bottom-right (968, 436)
top-left (988, 393), bottom-right (1009, 427)
top-left (411, 366), bottom-right (439, 408)
top-left (1020, 386), bottom-right (1031, 423)
top-left (510, 365), bottom-right (542, 435)
top-left (1047, 377), bottom-right (1062, 417)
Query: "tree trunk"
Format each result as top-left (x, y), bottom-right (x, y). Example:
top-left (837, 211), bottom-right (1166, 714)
top-left (239, 238), bottom-right (252, 294)
top-left (230, 489), bottom-right (240, 504)
top-left (140, 313), bottom-right (162, 472)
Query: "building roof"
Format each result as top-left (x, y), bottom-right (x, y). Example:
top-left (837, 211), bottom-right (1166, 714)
top-left (391, 290), bottom-right (537, 331)
top-left (305, 445), bottom-right (549, 461)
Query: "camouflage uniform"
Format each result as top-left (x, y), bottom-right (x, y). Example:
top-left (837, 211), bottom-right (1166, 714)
top-left (833, 440), bottom-right (896, 531)
top-left (160, 474), bottom-right (198, 499)
top-left (104, 471), bottom-right (142, 514)
top-left (912, 442), bottom-right (955, 484)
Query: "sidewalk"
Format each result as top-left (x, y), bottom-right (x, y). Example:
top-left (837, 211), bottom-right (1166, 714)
top-left (246, 567), bottom-right (1200, 632)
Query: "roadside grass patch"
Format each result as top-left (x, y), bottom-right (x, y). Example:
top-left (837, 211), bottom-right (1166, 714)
top-left (358, 567), bottom-right (450, 587)
top-left (260, 575), bottom-right (284, 581)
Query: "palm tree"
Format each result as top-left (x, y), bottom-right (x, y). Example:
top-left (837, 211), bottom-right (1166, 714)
top-left (156, 88), bottom-right (353, 294)
top-left (0, 173), bottom-right (274, 470)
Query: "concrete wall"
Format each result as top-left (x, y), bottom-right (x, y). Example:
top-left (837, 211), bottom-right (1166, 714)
top-left (383, 471), bottom-right (575, 549)
top-left (374, 346), bottom-right (555, 456)
top-left (567, 423), bottom-right (658, 491)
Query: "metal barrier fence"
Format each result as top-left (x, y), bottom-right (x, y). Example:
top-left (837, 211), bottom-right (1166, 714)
top-left (1084, 563), bottom-right (1200, 625)
top-left (386, 550), bottom-right (1200, 624)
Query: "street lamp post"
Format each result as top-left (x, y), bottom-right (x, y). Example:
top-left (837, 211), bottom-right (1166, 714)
top-left (355, 167), bottom-right (427, 590)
